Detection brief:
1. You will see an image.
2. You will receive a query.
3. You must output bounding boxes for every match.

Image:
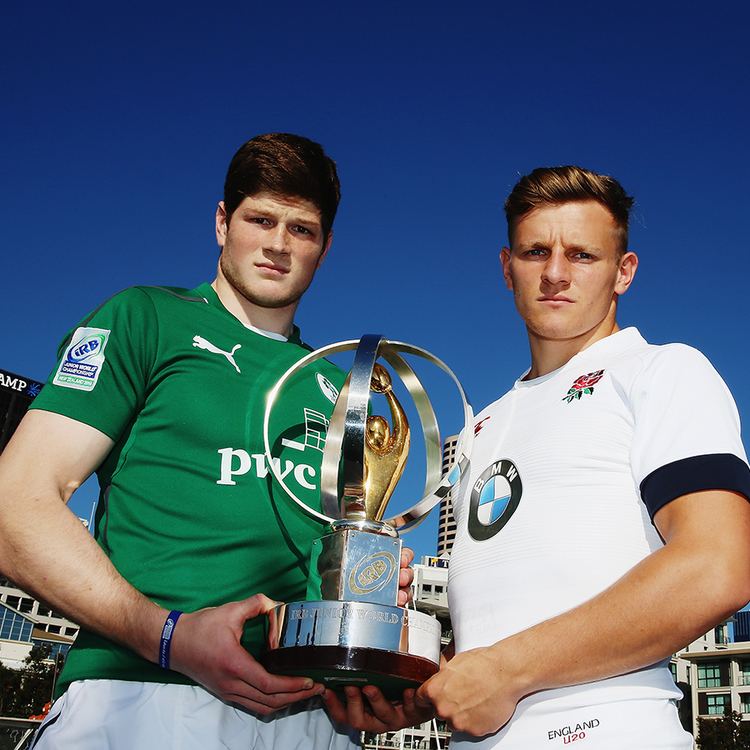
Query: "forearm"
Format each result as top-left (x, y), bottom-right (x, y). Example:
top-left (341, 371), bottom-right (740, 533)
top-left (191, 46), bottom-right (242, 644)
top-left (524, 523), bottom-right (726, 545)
top-left (490, 497), bottom-right (750, 694)
top-left (0, 488), bottom-right (166, 662)
top-left (496, 537), bottom-right (745, 698)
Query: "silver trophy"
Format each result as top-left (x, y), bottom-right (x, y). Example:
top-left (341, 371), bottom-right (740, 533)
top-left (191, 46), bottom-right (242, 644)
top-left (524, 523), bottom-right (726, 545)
top-left (261, 335), bottom-right (472, 695)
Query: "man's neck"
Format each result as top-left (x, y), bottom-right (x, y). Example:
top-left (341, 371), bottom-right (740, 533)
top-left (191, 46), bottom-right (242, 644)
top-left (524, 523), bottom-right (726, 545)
top-left (525, 315), bottom-right (620, 380)
top-left (210, 277), bottom-right (296, 338)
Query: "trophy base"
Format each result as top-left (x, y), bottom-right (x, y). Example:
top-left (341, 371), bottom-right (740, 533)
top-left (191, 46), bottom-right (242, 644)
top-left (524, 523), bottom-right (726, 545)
top-left (262, 645), bottom-right (438, 699)
top-left (263, 600), bottom-right (442, 700)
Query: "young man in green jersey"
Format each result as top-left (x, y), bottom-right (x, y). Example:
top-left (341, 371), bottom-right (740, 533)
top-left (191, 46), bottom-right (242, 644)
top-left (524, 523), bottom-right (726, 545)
top-left (0, 133), bottom-right (418, 749)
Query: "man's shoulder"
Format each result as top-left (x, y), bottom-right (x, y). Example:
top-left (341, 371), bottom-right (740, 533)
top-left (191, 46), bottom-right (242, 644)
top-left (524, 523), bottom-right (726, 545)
top-left (84, 285), bottom-right (211, 324)
top-left (595, 330), bottom-right (714, 386)
top-left (123, 284), bottom-right (208, 307)
top-left (80, 284), bottom-right (205, 313)
top-left (607, 336), bottom-right (731, 418)
top-left (620, 337), bottom-right (715, 379)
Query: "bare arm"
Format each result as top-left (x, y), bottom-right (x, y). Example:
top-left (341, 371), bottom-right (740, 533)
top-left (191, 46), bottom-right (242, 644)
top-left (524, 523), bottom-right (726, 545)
top-left (0, 410), bottom-right (321, 713)
top-left (417, 490), bottom-right (750, 735)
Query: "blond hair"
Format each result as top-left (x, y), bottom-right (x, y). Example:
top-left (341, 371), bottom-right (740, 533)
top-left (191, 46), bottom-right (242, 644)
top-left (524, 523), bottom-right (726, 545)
top-left (505, 166), bottom-right (634, 253)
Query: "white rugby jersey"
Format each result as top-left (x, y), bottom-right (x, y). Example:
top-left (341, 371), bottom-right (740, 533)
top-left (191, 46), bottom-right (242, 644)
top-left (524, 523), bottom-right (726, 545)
top-left (449, 327), bottom-right (750, 749)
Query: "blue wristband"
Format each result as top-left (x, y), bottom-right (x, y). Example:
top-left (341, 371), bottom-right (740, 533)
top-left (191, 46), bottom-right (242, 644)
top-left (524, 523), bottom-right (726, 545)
top-left (158, 610), bottom-right (182, 670)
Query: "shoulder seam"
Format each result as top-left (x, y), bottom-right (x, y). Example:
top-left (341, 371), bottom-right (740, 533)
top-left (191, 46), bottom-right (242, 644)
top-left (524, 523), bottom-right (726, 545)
top-left (134, 286), bottom-right (208, 304)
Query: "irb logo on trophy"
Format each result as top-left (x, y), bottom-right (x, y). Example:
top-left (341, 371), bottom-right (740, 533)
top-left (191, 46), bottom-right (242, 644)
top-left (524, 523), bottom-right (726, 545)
top-left (261, 334), bottom-right (472, 696)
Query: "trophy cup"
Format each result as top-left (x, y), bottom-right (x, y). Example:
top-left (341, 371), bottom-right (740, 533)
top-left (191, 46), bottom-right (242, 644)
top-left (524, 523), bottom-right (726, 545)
top-left (261, 335), bottom-right (472, 696)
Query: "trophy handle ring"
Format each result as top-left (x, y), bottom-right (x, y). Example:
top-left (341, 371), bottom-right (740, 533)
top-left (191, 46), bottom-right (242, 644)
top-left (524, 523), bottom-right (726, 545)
top-left (262, 337), bottom-right (473, 532)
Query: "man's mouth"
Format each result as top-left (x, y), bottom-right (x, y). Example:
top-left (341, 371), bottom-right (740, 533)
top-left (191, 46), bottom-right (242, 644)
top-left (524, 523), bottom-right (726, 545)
top-left (256, 263), bottom-right (290, 275)
top-left (538, 295), bottom-right (573, 303)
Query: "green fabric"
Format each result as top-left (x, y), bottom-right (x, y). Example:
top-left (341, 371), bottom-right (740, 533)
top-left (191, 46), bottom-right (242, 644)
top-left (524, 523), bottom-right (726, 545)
top-left (30, 283), bottom-right (344, 694)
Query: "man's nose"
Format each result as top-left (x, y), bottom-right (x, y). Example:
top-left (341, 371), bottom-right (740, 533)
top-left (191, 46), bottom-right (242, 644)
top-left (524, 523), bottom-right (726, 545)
top-left (541, 251), bottom-right (570, 287)
top-left (265, 224), bottom-right (289, 253)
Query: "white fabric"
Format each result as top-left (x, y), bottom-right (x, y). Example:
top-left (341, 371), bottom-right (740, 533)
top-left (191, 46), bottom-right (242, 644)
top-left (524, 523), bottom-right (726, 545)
top-left (31, 679), bottom-right (359, 750)
top-left (451, 697), bottom-right (692, 750)
top-left (242, 322), bottom-right (288, 342)
top-left (449, 327), bottom-right (745, 748)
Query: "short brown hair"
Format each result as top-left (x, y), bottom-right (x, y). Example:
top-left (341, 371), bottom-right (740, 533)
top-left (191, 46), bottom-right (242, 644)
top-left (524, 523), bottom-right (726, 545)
top-left (223, 133), bottom-right (341, 242)
top-left (504, 166), bottom-right (634, 252)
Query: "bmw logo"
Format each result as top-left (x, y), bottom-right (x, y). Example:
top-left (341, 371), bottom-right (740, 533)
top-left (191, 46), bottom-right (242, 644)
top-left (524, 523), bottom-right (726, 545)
top-left (468, 459), bottom-right (522, 541)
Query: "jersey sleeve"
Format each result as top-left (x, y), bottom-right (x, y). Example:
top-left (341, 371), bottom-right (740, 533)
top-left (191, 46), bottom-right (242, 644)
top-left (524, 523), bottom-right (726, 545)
top-left (29, 287), bottom-right (158, 441)
top-left (629, 344), bottom-right (750, 518)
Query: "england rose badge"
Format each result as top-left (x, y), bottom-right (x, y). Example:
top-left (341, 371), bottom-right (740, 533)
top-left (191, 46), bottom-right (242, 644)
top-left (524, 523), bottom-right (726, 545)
top-left (562, 370), bottom-right (605, 403)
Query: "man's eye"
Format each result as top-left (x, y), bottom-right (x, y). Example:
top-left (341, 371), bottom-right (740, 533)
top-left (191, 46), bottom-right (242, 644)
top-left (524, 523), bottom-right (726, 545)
top-left (573, 252), bottom-right (594, 260)
top-left (292, 225), bottom-right (313, 236)
top-left (250, 217), bottom-right (272, 225)
top-left (525, 248), bottom-right (547, 257)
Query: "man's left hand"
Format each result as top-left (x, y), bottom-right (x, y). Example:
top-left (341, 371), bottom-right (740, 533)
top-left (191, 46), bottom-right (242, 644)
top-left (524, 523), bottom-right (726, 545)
top-left (415, 644), bottom-right (524, 736)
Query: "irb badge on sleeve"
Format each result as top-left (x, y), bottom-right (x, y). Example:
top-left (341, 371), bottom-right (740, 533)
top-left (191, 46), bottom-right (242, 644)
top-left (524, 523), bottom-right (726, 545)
top-left (53, 327), bottom-right (111, 391)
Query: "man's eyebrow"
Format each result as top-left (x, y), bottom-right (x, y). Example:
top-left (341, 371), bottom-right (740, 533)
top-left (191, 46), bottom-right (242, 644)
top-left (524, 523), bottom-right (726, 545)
top-left (514, 240), bottom-right (550, 250)
top-left (565, 243), bottom-right (603, 254)
top-left (238, 205), bottom-right (274, 216)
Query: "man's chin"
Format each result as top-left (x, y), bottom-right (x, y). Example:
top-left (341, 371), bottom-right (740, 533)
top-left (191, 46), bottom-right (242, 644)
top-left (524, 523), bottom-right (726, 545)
top-left (244, 292), bottom-right (301, 310)
top-left (526, 320), bottom-right (586, 342)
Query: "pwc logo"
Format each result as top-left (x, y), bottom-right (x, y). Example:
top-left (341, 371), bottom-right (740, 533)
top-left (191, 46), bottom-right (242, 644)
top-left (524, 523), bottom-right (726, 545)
top-left (67, 333), bottom-right (107, 363)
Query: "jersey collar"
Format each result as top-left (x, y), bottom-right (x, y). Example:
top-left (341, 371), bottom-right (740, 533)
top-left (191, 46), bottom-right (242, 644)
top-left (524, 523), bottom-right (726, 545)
top-left (192, 282), bottom-right (302, 345)
top-left (514, 327), bottom-right (645, 389)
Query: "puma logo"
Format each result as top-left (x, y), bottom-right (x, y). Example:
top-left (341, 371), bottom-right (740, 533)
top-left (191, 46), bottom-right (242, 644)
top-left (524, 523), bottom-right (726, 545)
top-left (192, 335), bottom-right (242, 374)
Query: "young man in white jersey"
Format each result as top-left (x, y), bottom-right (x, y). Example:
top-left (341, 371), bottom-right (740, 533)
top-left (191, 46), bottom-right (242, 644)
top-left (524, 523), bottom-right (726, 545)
top-left (410, 167), bottom-right (750, 748)
top-left (0, 133), bottom-right (417, 749)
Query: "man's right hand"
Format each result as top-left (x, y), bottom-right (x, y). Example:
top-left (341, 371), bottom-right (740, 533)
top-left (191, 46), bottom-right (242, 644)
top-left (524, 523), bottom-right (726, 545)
top-left (169, 593), bottom-right (324, 715)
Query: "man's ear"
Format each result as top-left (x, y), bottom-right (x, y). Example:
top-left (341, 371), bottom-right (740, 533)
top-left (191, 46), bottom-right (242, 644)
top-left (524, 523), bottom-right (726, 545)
top-left (500, 247), bottom-right (514, 290)
top-left (215, 201), bottom-right (228, 248)
top-left (317, 231), bottom-right (333, 267)
top-left (614, 250), bottom-right (638, 296)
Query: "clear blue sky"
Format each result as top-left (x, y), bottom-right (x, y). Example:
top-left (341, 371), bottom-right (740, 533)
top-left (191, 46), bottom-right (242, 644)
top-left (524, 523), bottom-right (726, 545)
top-left (3, 3), bottom-right (749, 563)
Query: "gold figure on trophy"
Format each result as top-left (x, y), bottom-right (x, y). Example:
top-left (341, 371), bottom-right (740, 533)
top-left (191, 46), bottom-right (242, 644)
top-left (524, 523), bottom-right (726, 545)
top-left (363, 364), bottom-right (410, 521)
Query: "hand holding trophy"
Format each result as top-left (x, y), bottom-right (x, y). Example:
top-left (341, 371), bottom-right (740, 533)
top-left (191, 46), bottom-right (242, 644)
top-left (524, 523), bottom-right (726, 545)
top-left (261, 334), bottom-right (472, 697)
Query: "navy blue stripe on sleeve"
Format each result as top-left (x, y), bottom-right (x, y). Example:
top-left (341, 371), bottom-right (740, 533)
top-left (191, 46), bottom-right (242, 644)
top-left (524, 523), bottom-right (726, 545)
top-left (640, 453), bottom-right (750, 519)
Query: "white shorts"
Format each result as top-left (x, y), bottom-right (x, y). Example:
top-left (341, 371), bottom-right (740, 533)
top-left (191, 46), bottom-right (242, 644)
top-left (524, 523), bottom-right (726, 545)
top-left (30, 680), bottom-right (360, 750)
top-left (451, 698), bottom-right (693, 750)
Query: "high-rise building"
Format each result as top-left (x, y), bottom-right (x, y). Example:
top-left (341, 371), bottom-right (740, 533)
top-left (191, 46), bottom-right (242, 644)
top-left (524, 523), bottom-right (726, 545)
top-left (436, 435), bottom-right (458, 557)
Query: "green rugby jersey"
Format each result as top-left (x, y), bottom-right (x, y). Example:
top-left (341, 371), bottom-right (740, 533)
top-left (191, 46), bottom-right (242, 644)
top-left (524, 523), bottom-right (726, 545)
top-left (30, 283), bottom-right (345, 693)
